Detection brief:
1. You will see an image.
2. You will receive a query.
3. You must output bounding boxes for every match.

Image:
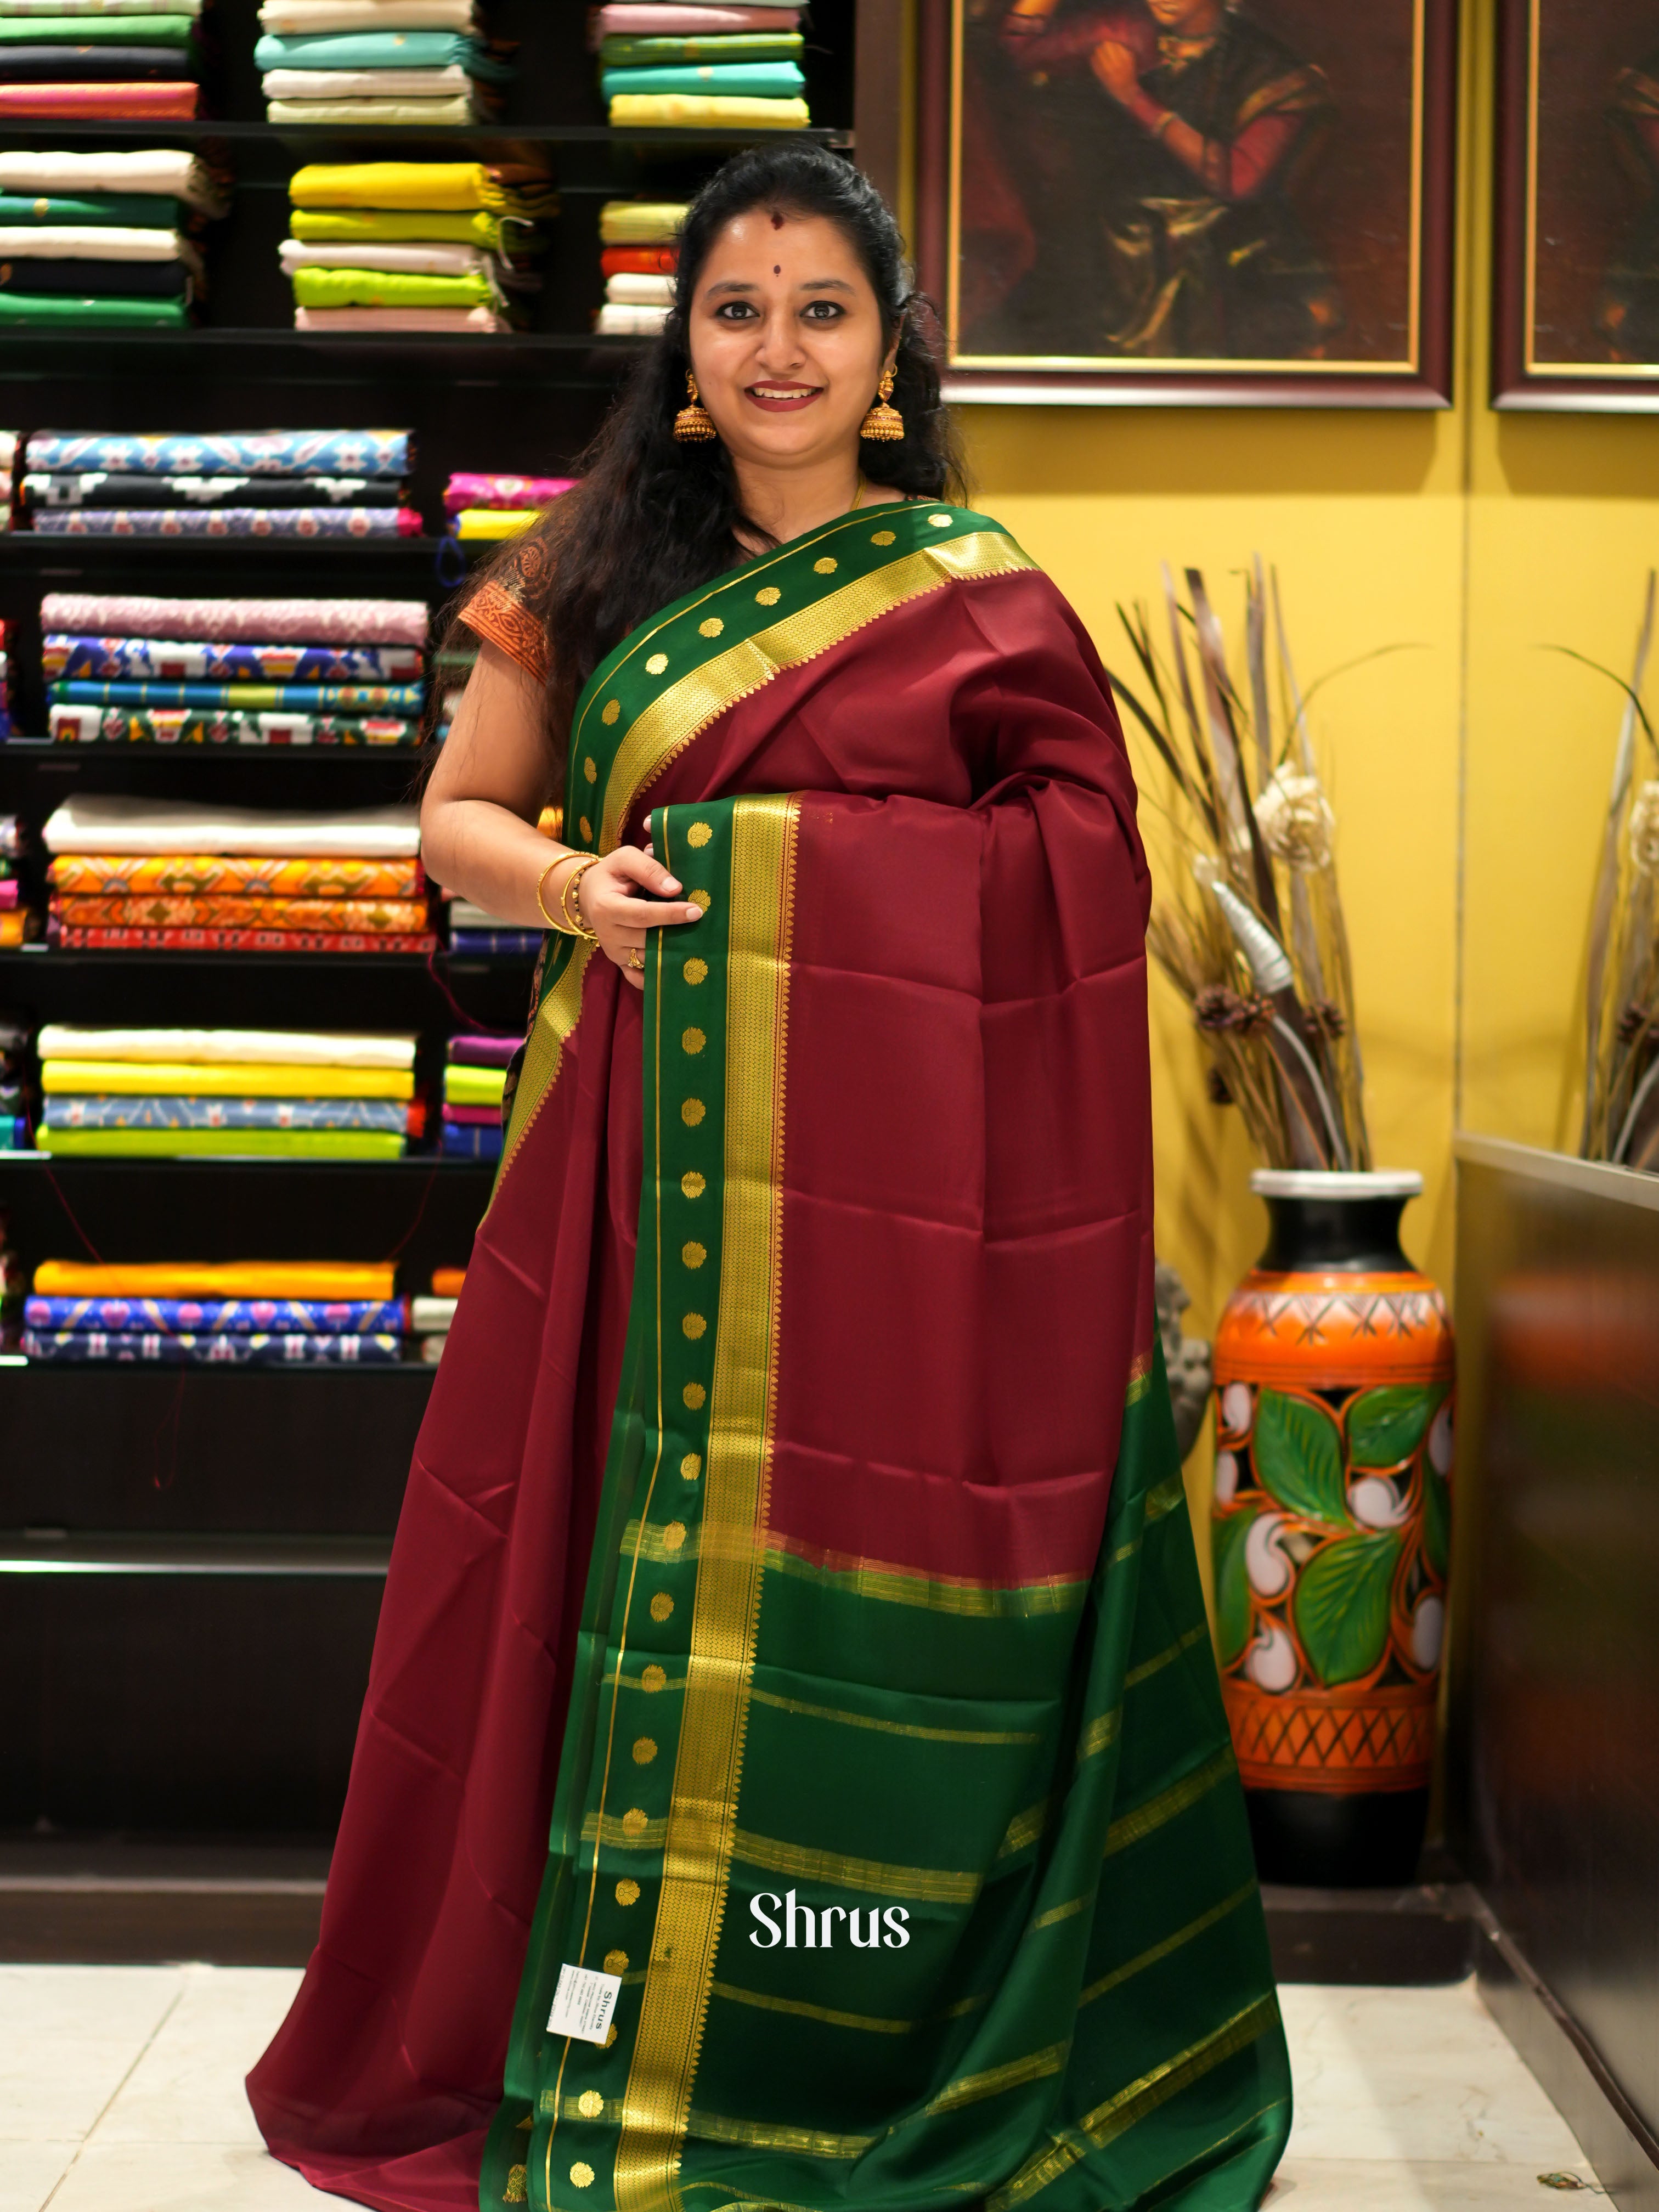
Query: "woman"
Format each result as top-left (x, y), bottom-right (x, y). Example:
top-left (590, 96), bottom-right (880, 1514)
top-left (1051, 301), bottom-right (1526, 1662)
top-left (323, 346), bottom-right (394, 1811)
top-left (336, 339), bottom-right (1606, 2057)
top-left (249, 144), bottom-right (1290, 2212)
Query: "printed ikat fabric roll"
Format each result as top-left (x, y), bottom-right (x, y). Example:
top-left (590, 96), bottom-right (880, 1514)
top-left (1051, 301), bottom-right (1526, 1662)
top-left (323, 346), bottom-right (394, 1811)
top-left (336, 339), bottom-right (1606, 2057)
top-left (25, 1296), bottom-right (406, 1336)
top-left (46, 854), bottom-right (422, 897)
top-left (42, 1094), bottom-right (413, 1131)
top-left (51, 893), bottom-right (431, 931)
top-left (32, 506), bottom-right (422, 537)
top-left (25, 428), bottom-right (412, 476)
top-left (49, 705), bottom-right (421, 745)
top-left (44, 635), bottom-right (422, 681)
top-left (39, 592), bottom-right (429, 644)
top-left (22, 1329), bottom-right (404, 1363)
top-left (49, 923), bottom-right (436, 952)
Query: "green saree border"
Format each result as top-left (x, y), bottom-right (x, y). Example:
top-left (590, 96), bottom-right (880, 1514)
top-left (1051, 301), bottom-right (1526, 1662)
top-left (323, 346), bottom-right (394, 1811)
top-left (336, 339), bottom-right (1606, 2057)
top-left (490, 503), bottom-right (1032, 1200)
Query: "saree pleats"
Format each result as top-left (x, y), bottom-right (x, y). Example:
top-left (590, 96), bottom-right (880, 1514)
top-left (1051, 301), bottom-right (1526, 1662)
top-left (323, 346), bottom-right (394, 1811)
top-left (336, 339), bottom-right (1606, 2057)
top-left (248, 503), bottom-right (1288, 2212)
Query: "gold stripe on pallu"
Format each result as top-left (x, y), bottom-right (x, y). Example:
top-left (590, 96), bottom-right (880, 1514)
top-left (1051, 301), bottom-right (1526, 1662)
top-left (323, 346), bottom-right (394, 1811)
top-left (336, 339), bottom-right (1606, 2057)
top-left (709, 1979), bottom-right (916, 2036)
top-left (1103, 1746), bottom-right (1235, 1858)
top-left (613, 795), bottom-right (799, 2212)
top-left (582, 1810), bottom-right (669, 1852)
top-left (764, 1536), bottom-right (1087, 1620)
top-left (922, 2040), bottom-right (1070, 2118)
top-left (1077, 1881), bottom-right (1256, 2008)
top-left (733, 1828), bottom-right (979, 1905)
top-left (596, 533), bottom-right (1034, 853)
top-left (748, 1684), bottom-right (1042, 1746)
top-left (490, 938), bottom-right (596, 1203)
top-left (996, 1799), bottom-right (1051, 1859)
top-left (1125, 1350), bottom-right (1154, 1406)
top-left (1075, 1708), bottom-right (1122, 1765)
top-left (1123, 1622), bottom-right (1209, 1690)
top-left (986, 1994), bottom-right (1282, 2210)
top-left (684, 2111), bottom-right (874, 2159)
top-left (1145, 1468), bottom-right (1187, 1521)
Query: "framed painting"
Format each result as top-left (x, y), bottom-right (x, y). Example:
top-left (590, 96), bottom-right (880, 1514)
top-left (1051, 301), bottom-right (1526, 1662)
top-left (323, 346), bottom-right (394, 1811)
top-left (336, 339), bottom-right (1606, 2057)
top-left (913, 0), bottom-right (1457, 405)
top-left (1495, 0), bottom-right (1659, 407)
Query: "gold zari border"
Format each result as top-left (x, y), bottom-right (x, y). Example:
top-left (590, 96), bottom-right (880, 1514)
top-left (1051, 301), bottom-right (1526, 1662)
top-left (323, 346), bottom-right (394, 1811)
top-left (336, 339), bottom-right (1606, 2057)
top-left (612, 795), bottom-right (800, 2212)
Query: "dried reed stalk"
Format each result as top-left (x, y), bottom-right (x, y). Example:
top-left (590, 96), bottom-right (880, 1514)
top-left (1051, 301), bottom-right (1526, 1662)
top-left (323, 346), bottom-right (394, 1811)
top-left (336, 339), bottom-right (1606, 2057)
top-left (1111, 563), bottom-right (1373, 1173)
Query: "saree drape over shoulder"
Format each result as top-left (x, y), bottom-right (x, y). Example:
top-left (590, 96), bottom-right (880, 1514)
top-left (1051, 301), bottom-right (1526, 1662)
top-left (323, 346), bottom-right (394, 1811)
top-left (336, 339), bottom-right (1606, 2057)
top-left (248, 504), bottom-right (1290, 2212)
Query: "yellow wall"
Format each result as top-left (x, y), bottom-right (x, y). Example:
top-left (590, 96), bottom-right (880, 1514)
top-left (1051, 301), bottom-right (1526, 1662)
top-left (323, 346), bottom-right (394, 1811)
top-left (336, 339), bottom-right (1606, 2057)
top-left (933, 0), bottom-right (1656, 1577)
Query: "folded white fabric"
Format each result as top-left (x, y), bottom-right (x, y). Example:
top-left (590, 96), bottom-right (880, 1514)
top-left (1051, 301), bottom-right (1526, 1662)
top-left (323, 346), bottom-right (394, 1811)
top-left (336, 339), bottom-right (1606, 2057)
top-left (279, 238), bottom-right (486, 276)
top-left (38, 1025), bottom-right (418, 1069)
top-left (0, 225), bottom-right (200, 270)
top-left (605, 272), bottom-right (674, 306)
top-left (597, 301), bottom-right (670, 335)
top-left (0, 149), bottom-right (224, 214)
top-left (262, 64), bottom-right (472, 97)
top-left (294, 303), bottom-right (504, 330)
top-left (260, 0), bottom-right (475, 23)
top-left (44, 794), bottom-right (423, 859)
top-left (268, 94), bottom-right (477, 122)
top-left (410, 1296), bottom-right (457, 1332)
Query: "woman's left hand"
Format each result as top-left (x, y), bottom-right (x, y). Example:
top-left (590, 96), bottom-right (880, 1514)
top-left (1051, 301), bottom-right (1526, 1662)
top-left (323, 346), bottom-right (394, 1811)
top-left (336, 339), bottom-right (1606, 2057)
top-left (1090, 37), bottom-right (1140, 100)
top-left (577, 843), bottom-right (703, 992)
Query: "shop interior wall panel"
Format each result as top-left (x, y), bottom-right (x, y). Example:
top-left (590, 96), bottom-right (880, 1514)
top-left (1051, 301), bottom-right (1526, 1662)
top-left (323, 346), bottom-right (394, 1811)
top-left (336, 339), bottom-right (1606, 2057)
top-left (1449, 1134), bottom-right (1659, 2153)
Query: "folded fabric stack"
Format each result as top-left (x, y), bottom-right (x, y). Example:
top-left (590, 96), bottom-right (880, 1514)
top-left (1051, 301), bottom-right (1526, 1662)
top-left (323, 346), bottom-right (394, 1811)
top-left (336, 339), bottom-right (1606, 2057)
top-left (597, 199), bottom-right (684, 335)
top-left (0, 618), bottom-right (13, 736)
top-left (415, 1263), bottom-right (465, 1360)
top-left (41, 793), bottom-right (433, 952)
top-left (285, 159), bottom-right (553, 333)
top-left (0, 1208), bottom-right (21, 1338)
top-left (23, 427), bottom-right (419, 538)
top-left (0, 1020), bottom-right (30, 1150)
top-left (442, 471), bottom-right (571, 541)
top-left (256, 0), bottom-right (513, 126)
top-left (431, 637), bottom-right (473, 741)
top-left (0, 816), bottom-right (38, 945)
top-left (444, 895), bottom-right (538, 957)
top-left (23, 1257), bottom-right (408, 1364)
top-left (442, 1028), bottom-right (511, 1160)
top-left (41, 588), bottom-right (428, 747)
top-left (36, 1023), bottom-right (420, 1158)
top-left (0, 149), bottom-right (226, 328)
top-left (0, 431), bottom-right (14, 524)
top-left (0, 0), bottom-right (205, 122)
top-left (595, 0), bottom-right (806, 129)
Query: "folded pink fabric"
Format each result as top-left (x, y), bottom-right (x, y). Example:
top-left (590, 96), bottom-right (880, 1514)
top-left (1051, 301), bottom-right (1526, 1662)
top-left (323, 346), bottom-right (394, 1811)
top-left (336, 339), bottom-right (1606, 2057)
top-left (0, 83), bottom-right (200, 117)
top-left (295, 306), bottom-right (505, 332)
top-left (442, 1103), bottom-right (500, 1126)
top-left (40, 594), bottom-right (430, 646)
top-left (442, 474), bottom-right (575, 514)
top-left (595, 4), bottom-right (800, 31)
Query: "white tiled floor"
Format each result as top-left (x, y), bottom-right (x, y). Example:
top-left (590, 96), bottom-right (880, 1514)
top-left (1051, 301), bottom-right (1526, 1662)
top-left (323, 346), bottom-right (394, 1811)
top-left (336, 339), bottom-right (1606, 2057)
top-left (1, 1967), bottom-right (1603, 2209)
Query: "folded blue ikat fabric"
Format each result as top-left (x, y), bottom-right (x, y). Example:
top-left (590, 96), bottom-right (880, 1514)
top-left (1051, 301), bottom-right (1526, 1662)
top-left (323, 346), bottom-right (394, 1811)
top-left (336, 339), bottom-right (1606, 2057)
top-left (22, 1329), bottom-right (404, 1363)
top-left (25, 1295), bottom-right (408, 1334)
top-left (23, 428), bottom-right (411, 477)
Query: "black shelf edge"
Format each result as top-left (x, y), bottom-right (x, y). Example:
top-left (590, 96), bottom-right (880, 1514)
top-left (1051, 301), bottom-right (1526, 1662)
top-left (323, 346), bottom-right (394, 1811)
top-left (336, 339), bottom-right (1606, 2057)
top-left (3, 740), bottom-right (437, 765)
top-left (0, 1153), bottom-right (492, 1175)
top-left (0, 121), bottom-right (850, 148)
top-left (0, 950), bottom-right (534, 971)
top-left (0, 1531), bottom-right (397, 1573)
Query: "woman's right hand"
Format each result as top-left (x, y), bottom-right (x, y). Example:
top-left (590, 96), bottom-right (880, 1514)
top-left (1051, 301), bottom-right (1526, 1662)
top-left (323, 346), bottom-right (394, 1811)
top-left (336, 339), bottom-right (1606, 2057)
top-left (572, 846), bottom-right (704, 992)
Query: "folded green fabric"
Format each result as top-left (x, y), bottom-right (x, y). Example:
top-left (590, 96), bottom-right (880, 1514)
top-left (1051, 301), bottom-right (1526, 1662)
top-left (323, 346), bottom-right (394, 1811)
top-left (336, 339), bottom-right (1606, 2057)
top-left (0, 291), bottom-right (187, 324)
top-left (38, 1127), bottom-right (407, 1158)
top-left (0, 190), bottom-right (180, 223)
top-left (290, 206), bottom-right (530, 251)
top-left (443, 1063), bottom-right (506, 1107)
top-left (0, 10), bottom-right (195, 38)
top-left (599, 60), bottom-right (805, 98)
top-left (291, 264), bottom-right (493, 307)
top-left (600, 32), bottom-right (802, 65)
top-left (253, 29), bottom-right (512, 78)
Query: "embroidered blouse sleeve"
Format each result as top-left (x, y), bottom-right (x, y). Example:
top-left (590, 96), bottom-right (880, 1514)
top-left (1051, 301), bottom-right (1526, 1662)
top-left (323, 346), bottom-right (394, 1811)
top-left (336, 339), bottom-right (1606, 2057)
top-left (459, 543), bottom-right (552, 687)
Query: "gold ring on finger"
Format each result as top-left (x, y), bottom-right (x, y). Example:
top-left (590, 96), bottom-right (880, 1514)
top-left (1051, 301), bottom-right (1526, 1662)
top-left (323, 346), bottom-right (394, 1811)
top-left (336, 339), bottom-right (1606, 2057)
top-left (627, 950), bottom-right (646, 971)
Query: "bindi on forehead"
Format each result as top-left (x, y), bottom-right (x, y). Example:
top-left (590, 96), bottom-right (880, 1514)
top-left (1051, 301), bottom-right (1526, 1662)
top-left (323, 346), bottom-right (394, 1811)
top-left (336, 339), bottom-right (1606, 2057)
top-left (770, 211), bottom-right (784, 229)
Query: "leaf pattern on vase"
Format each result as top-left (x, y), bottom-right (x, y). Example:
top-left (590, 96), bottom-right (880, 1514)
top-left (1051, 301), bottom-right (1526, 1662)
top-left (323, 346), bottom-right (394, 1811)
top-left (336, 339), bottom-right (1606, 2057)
top-left (1252, 1388), bottom-right (1349, 1526)
top-left (1347, 1381), bottom-right (1449, 1468)
top-left (1293, 1529), bottom-right (1403, 1686)
top-left (1212, 1503), bottom-right (1260, 1667)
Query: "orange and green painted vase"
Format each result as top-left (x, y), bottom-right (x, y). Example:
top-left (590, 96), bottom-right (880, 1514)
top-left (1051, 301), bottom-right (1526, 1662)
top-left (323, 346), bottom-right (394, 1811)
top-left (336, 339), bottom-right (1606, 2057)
top-left (1212, 1170), bottom-right (1454, 1887)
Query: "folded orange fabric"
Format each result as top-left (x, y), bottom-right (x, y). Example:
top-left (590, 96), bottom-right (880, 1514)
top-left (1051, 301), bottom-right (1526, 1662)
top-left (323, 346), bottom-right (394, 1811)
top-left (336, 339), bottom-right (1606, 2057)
top-left (54, 895), bottom-right (431, 934)
top-left (35, 1261), bottom-right (396, 1299)
top-left (431, 1267), bottom-right (466, 1297)
top-left (49, 855), bottom-right (424, 898)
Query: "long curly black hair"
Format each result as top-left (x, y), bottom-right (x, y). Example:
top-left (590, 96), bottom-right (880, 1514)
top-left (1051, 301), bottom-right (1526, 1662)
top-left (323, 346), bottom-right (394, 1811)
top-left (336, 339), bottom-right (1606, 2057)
top-left (457, 143), bottom-right (968, 762)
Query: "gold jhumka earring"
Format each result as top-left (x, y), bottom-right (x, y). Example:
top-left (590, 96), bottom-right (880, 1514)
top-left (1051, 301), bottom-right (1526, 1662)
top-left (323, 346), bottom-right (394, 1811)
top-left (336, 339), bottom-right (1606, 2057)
top-left (859, 366), bottom-right (903, 442)
top-left (673, 371), bottom-right (716, 442)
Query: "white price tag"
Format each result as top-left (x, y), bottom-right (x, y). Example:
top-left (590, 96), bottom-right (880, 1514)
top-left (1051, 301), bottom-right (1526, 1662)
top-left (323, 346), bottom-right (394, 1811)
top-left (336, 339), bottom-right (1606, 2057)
top-left (548, 1962), bottom-right (622, 2045)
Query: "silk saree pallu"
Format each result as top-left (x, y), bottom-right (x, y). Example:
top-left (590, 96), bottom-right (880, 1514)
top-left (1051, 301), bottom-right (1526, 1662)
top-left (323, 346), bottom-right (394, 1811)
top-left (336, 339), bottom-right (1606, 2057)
top-left (247, 504), bottom-right (1288, 2212)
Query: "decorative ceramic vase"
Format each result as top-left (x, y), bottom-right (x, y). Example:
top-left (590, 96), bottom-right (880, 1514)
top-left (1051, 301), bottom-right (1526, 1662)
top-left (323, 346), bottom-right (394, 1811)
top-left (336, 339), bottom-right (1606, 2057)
top-left (1211, 1170), bottom-right (1454, 1887)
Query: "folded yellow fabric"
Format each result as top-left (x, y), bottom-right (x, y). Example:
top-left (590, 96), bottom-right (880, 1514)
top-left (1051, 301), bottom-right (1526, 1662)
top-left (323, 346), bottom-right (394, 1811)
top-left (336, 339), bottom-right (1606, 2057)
top-left (43, 1059), bottom-right (414, 1099)
top-left (607, 92), bottom-right (808, 127)
top-left (444, 1063), bottom-right (506, 1105)
top-left (271, 96), bottom-right (479, 124)
top-left (455, 507), bottom-right (535, 540)
top-left (38, 1130), bottom-right (406, 1160)
top-left (598, 199), bottom-right (687, 246)
top-left (36, 1260), bottom-right (397, 1297)
top-left (289, 160), bottom-right (553, 215)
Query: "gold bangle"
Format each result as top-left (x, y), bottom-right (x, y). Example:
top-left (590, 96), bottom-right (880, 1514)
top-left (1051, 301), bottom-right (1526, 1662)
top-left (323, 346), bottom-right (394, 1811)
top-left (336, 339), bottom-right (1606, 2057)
top-left (535, 856), bottom-right (567, 930)
top-left (560, 855), bottom-right (601, 943)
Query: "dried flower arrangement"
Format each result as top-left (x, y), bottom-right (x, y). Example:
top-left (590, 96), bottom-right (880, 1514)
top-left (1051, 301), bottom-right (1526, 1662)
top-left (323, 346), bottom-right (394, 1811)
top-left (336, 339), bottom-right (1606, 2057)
top-left (1576, 571), bottom-right (1659, 1170)
top-left (1109, 561), bottom-right (1372, 1172)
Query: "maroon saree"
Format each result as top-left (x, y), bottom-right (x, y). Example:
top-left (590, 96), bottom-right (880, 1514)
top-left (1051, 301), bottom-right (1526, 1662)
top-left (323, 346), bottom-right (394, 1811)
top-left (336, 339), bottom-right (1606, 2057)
top-left (248, 502), bottom-right (1288, 2212)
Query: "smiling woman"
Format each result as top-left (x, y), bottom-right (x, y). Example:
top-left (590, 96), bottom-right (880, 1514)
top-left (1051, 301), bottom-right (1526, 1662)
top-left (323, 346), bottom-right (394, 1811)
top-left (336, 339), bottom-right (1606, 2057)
top-left (247, 143), bottom-right (1291, 2212)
